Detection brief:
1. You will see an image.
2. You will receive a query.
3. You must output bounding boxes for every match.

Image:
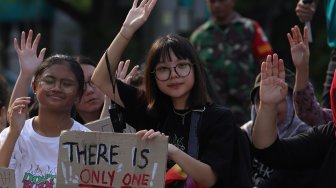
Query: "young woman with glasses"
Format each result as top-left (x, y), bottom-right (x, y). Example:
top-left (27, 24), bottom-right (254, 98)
top-left (73, 56), bottom-right (106, 124)
top-left (0, 30), bottom-right (90, 188)
top-left (91, 0), bottom-right (252, 187)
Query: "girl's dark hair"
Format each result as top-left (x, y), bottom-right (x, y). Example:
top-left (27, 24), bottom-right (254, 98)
top-left (33, 54), bottom-right (85, 97)
top-left (0, 75), bottom-right (8, 108)
top-left (75, 55), bottom-right (97, 67)
top-left (144, 34), bottom-right (211, 112)
top-left (29, 55), bottom-right (85, 117)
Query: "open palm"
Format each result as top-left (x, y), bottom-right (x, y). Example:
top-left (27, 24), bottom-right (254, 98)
top-left (14, 30), bottom-right (46, 76)
top-left (259, 54), bottom-right (288, 105)
top-left (287, 26), bottom-right (309, 69)
top-left (122, 0), bottom-right (157, 37)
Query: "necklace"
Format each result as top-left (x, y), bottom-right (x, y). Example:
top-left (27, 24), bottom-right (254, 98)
top-left (172, 108), bottom-right (192, 125)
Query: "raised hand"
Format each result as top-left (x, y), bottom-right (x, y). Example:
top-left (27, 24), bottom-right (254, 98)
top-left (287, 26), bottom-right (309, 69)
top-left (259, 54), bottom-right (288, 106)
top-left (121, 0), bottom-right (158, 39)
top-left (295, 0), bottom-right (316, 23)
top-left (0, 106), bottom-right (7, 132)
top-left (14, 30), bottom-right (46, 77)
top-left (116, 60), bottom-right (139, 84)
top-left (8, 97), bottom-right (31, 134)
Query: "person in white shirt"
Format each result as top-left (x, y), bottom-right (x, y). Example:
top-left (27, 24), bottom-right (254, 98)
top-left (0, 30), bottom-right (90, 188)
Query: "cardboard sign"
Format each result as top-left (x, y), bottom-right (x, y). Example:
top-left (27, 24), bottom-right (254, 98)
top-left (0, 167), bottom-right (15, 188)
top-left (56, 131), bottom-right (168, 188)
top-left (85, 117), bottom-right (136, 133)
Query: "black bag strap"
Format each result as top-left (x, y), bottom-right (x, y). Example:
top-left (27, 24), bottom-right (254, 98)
top-left (105, 51), bottom-right (115, 94)
top-left (187, 107), bottom-right (205, 159)
top-left (105, 52), bottom-right (126, 132)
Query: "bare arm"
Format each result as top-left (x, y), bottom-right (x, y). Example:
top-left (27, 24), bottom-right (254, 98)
top-left (10, 30), bottom-right (46, 106)
top-left (92, 0), bottom-right (157, 107)
top-left (288, 25), bottom-right (332, 125)
top-left (137, 130), bottom-right (217, 187)
top-left (288, 25), bottom-right (309, 91)
top-left (169, 144), bottom-right (216, 187)
top-left (99, 60), bottom-right (139, 119)
top-left (252, 54), bottom-right (288, 149)
top-left (0, 97), bottom-right (30, 167)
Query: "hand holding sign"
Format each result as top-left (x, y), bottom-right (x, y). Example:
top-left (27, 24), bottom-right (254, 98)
top-left (56, 131), bottom-right (168, 188)
top-left (0, 167), bottom-right (15, 188)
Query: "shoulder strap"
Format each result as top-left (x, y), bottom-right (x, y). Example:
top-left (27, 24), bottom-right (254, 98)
top-left (105, 52), bottom-right (126, 132)
top-left (105, 51), bottom-right (115, 94)
top-left (187, 107), bottom-right (205, 159)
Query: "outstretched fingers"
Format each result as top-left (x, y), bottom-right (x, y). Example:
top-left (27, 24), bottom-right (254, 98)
top-left (278, 58), bottom-right (285, 81)
top-left (132, 0), bottom-right (139, 8)
top-left (287, 32), bottom-right (295, 48)
top-left (261, 54), bottom-right (284, 80)
top-left (32, 33), bottom-right (42, 50)
top-left (265, 55), bottom-right (273, 79)
top-left (20, 31), bottom-right (26, 50)
top-left (139, 0), bottom-right (148, 7)
top-left (120, 60), bottom-right (130, 79)
top-left (25, 30), bottom-right (33, 49)
top-left (38, 48), bottom-right (47, 61)
top-left (303, 26), bottom-right (309, 46)
top-left (272, 54), bottom-right (279, 77)
top-left (146, 0), bottom-right (157, 12)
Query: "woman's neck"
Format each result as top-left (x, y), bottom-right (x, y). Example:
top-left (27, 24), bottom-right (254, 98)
top-left (172, 95), bottom-right (189, 110)
top-left (78, 110), bottom-right (101, 124)
top-left (33, 111), bottom-right (73, 137)
top-left (172, 101), bottom-right (188, 110)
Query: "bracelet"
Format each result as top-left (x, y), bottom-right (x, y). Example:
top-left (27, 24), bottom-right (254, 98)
top-left (119, 32), bottom-right (130, 41)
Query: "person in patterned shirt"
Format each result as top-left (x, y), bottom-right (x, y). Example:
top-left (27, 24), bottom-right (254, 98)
top-left (190, 0), bottom-right (273, 126)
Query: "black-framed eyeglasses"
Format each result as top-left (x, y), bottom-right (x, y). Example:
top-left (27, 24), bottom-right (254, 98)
top-left (152, 63), bottom-right (193, 81)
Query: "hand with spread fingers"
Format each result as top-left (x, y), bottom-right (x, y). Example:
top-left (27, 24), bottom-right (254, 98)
top-left (295, 0), bottom-right (316, 23)
top-left (7, 97), bottom-right (31, 135)
top-left (120, 0), bottom-right (158, 40)
top-left (287, 26), bottom-right (309, 70)
top-left (10, 30), bottom-right (46, 107)
top-left (259, 54), bottom-right (288, 107)
top-left (14, 30), bottom-right (46, 77)
top-left (116, 60), bottom-right (139, 84)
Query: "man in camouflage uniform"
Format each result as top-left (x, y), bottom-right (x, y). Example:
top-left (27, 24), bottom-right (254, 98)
top-left (190, 0), bottom-right (272, 126)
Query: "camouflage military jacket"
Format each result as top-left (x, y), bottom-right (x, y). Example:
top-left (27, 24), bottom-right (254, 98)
top-left (190, 12), bottom-right (272, 124)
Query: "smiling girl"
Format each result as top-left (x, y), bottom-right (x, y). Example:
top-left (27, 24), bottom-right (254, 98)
top-left (0, 31), bottom-right (90, 188)
top-left (92, 0), bottom-right (252, 187)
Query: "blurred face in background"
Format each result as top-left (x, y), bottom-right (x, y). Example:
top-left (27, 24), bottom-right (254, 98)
top-left (206, 0), bottom-right (235, 25)
top-left (76, 64), bottom-right (104, 114)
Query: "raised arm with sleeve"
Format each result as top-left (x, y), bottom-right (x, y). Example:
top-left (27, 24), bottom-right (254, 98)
top-left (288, 25), bottom-right (332, 126)
top-left (91, 0), bottom-right (157, 108)
top-left (252, 54), bottom-right (288, 149)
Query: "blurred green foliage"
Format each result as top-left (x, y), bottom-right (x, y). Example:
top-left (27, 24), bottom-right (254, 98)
top-left (60, 0), bottom-right (92, 13)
